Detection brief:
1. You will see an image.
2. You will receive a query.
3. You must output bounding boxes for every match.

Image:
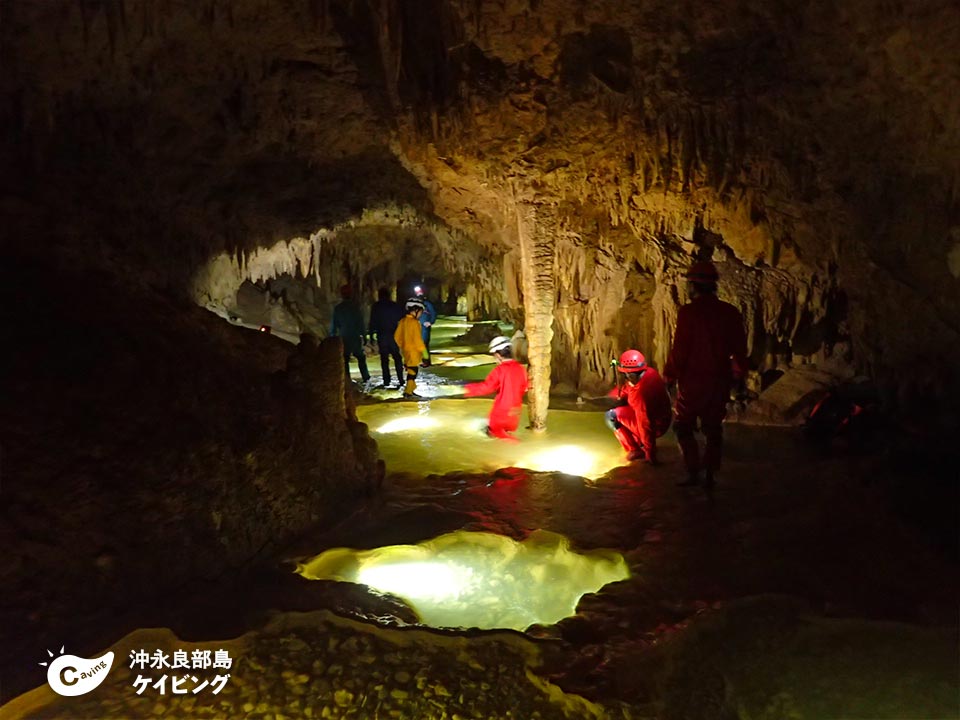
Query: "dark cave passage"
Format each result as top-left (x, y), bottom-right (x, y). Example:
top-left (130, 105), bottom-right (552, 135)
top-left (2, 0), bottom-right (959, 718)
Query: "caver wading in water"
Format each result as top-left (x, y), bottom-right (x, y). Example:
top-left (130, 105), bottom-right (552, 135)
top-left (463, 336), bottom-right (529, 442)
top-left (606, 349), bottom-right (672, 463)
top-left (394, 297), bottom-right (430, 399)
top-left (663, 261), bottom-right (749, 489)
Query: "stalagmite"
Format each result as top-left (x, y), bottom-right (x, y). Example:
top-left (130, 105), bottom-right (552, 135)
top-left (517, 200), bottom-right (557, 431)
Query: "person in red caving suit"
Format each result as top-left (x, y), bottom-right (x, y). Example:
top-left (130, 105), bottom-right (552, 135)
top-left (663, 260), bottom-right (748, 489)
top-left (464, 336), bottom-right (529, 442)
top-left (606, 349), bottom-right (672, 463)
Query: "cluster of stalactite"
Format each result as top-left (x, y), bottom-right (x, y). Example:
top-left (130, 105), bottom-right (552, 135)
top-left (366, 0), bottom-right (960, 418)
top-left (3, 0), bottom-right (957, 426)
top-left (191, 205), bottom-right (510, 336)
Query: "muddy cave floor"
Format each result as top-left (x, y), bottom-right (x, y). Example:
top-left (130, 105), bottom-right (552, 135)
top-left (5, 318), bottom-right (960, 719)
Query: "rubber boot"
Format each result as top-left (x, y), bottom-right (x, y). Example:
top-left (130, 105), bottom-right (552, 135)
top-left (403, 378), bottom-right (417, 397)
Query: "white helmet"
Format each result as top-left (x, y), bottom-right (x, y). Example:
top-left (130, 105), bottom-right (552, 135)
top-left (489, 336), bottom-right (512, 354)
top-left (405, 297), bottom-right (425, 312)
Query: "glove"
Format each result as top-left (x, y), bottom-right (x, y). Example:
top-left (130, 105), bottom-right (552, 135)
top-left (424, 321), bottom-right (432, 328)
top-left (420, 359), bottom-right (432, 368)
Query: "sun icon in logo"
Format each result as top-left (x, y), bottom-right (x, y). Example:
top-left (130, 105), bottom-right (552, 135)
top-left (38, 645), bottom-right (66, 668)
top-left (39, 646), bottom-right (114, 697)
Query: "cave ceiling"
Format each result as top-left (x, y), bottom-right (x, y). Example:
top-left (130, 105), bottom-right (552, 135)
top-left (2, 0), bottom-right (958, 402)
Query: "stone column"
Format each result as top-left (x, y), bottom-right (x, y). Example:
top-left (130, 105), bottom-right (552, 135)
top-left (517, 201), bottom-right (557, 431)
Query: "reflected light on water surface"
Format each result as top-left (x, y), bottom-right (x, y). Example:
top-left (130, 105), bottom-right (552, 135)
top-left (519, 445), bottom-right (599, 477)
top-left (357, 562), bottom-right (476, 602)
top-left (297, 530), bottom-right (629, 631)
top-left (376, 417), bottom-right (441, 434)
top-left (359, 399), bottom-right (625, 479)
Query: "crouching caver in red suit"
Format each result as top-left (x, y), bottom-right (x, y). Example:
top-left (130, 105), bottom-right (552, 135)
top-left (606, 350), bottom-right (672, 463)
top-left (464, 336), bottom-right (529, 442)
top-left (663, 261), bottom-right (748, 488)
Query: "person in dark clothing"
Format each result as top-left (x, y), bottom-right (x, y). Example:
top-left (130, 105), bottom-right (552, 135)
top-left (330, 284), bottom-right (370, 383)
top-left (663, 261), bottom-right (748, 488)
top-left (369, 287), bottom-right (405, 389)
top-left (414, 285), bottom-right (437, 364)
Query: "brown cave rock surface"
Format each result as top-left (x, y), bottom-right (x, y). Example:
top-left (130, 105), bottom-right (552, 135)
top-left (1, 0), bottom-right (959, 715)
top-left (0, 260), bottom-right (379, 700)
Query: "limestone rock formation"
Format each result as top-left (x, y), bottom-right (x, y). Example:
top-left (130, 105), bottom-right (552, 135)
top-left (4, 0), bottom-right (958, 421)
top-left (2, 0), bottom-right (959, 688)
top-left (0, 260), bottom-right (381, 684)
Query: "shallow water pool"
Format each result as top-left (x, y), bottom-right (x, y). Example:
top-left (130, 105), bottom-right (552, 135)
top-left (358, 398), bottom-right (629, 479)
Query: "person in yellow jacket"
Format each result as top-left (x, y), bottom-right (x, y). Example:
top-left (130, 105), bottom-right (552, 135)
top-left (394, 297), bottom-right (430, 398)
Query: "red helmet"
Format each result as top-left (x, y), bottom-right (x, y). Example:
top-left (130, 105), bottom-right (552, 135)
top-left (618, 349), bottom-right (646, 372)
top-left (685, 261), bottom-right (719, 283)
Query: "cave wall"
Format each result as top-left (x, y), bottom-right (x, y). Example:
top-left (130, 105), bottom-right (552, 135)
top-left (2, 2), bottom-right (958, 675)
top-left (373, 0), bottom-right (960, 407)
top-left (2, 0), bottom-right (958, 411)
top-left (0, 258), bottom-right (382, 679)
top-left (0, 0), bottom-right (418, 666)
top-left (0, 0), bottom-right (436, 287)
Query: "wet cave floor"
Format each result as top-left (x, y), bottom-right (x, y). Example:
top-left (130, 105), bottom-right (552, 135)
top-left (5, 318), bottom-right (959, 719)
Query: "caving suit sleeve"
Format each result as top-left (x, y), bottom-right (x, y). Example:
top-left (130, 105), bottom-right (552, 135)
top-left (465, 364), bottom-right (503, 397)
top-left (633, 369), bottom-right (672, 458)
top-left (607, 385), bottom-right (628, 402)
top-left (368, 303), bottom-right (381, 340)
top-left (420, 300), bottom-right (437, 326)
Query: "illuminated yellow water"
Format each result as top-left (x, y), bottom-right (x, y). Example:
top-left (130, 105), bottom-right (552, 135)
top-left (346, 317), bottom-right (634, 628)
top-left (296, 530), bottom-right (629, 631)
top-left (359, 399), bottom-right (628, 479)
top-left (355, 315), bottom-right (629, 478)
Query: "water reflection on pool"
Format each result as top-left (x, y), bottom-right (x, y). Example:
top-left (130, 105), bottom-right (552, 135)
top-left (358, 399), bottom-right (627, 479)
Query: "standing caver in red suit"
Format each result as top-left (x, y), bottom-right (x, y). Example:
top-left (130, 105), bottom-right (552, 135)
top-left (663, 261), bottom-right (748, 487)
top-left (465, 336), bottom-right (529, 441)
